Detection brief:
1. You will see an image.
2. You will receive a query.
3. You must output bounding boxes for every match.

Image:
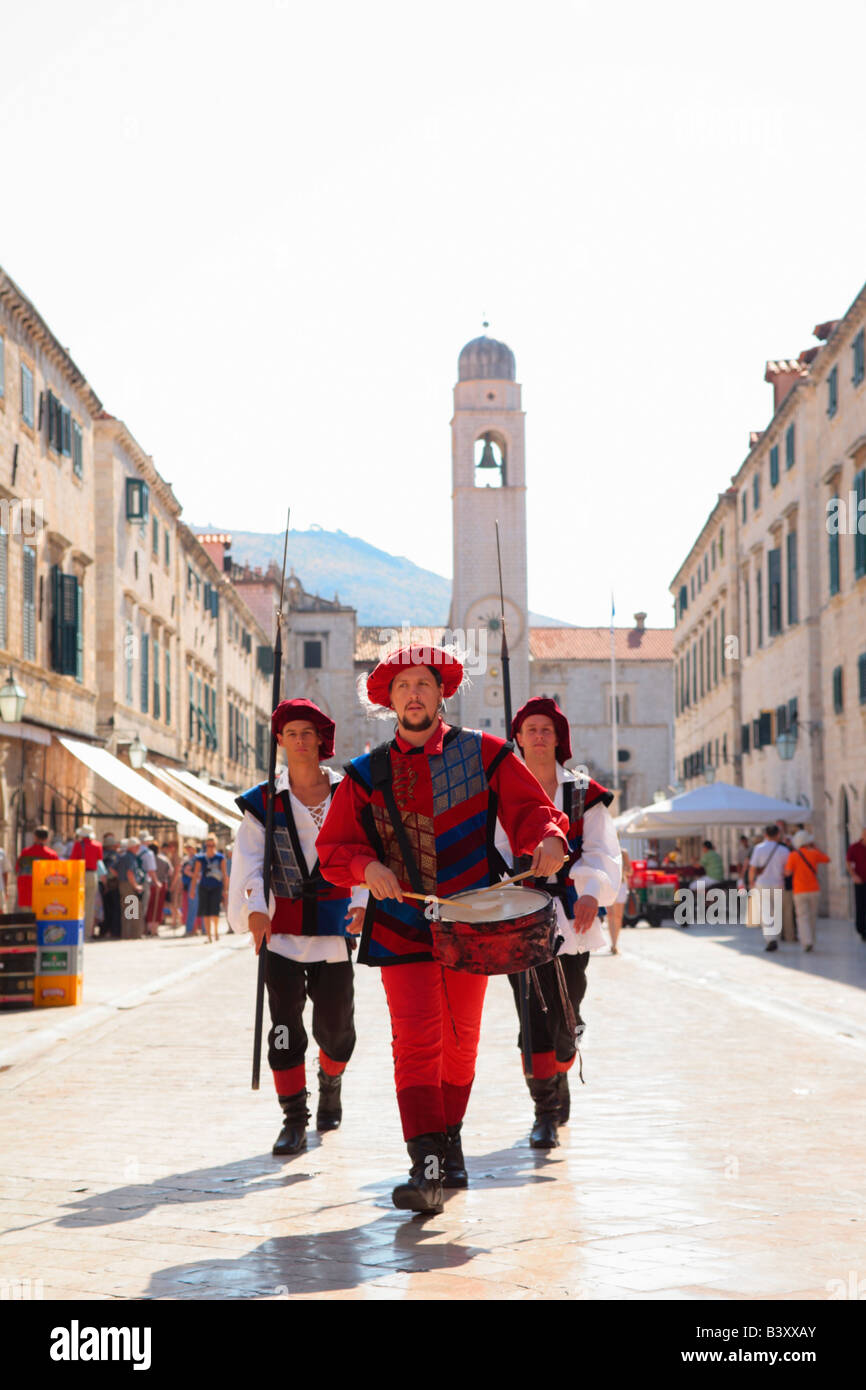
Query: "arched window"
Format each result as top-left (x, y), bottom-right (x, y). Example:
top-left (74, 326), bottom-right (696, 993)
top-left (474, 434), bottom-right (506, 488)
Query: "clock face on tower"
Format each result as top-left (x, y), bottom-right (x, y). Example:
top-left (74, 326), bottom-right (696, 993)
top-left (465, 595), bottom-right (525, 651)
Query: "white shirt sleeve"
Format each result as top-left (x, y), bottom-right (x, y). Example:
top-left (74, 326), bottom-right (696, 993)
top-left (568, 802), bottom-right (622, 906)
top-left (226, 810), bottom-right (271, 933)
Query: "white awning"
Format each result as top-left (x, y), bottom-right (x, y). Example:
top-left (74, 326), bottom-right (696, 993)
top-left (58, 737), bottom-right (208, 838)
top-left (624, 781), bottom-right (813, 834)
top-left (145, 762), bottom-right (241, 833)
top-left (169, 768), bottom-right (247, 817)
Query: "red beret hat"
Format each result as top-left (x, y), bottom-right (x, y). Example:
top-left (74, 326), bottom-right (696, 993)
top-left (510, 697), bottom-right (572, 764)
top-left (366, 645), bottom-right (463, 710)
top-left (271, 698), bottom-right (335, 759)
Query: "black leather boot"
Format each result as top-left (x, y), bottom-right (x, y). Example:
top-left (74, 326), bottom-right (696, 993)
top-left (527, 1076), bottom-right (560, 1149)
top-left (391, 1132), bottom-right (446, 1213)
top-left (316, 1068), bottom-right (343, 1132)
top-left (443, 1122), bottom-right (468, 1189)
top-left (555, 1071), bottom-right (571, 1125)
top-left (272, 1091), bottom-right (309, 1156)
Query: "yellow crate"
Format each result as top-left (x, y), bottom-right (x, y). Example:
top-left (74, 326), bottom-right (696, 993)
top-left (34, 973), bottom-right (83, 1008)
top-left (32, 860), bottom-right (85, 920)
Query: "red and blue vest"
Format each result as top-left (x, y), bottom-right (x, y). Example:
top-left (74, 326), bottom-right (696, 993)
top-left (518, 775), bottom-right (613, 918)
top-left (345, 727), bottom-right (511, 967)
top-left (235, 781), bottom-right (351, 937)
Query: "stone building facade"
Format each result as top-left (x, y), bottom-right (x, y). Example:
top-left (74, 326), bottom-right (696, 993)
top-left (0, 268), bottom-right (102, 858)
top-left (671, 276), bottom-right (866, 915)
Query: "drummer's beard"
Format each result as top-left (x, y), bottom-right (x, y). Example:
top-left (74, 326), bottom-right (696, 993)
top-left (398, 706), bottom-right (439, 733)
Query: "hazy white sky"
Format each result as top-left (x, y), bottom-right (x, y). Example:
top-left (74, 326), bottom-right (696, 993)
top-left (2, 0), bottom-right (865, 627)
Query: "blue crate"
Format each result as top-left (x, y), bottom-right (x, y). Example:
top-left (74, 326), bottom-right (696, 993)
top-left (36, 919), bottom-right (84, 948)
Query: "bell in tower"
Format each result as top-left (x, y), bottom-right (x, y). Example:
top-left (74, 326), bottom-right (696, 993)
top-left (474, 433), bottom-right (506, 488)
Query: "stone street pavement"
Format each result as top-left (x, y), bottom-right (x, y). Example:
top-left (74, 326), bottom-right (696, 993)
top-left (1, 919), bottom-right (864, 1301)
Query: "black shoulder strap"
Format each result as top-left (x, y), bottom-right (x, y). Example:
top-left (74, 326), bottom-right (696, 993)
top-left (562, 779), bottom-right (573, 821)
top-left (484, 737), bottom-right (514, 782)
top-left (369, 741), bottom-right (426, 896)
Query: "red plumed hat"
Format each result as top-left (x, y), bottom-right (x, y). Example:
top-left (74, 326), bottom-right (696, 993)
top-left (510, 697), bottom-right (572, 764)
top-left (366, 645), bottom-right (463, 710)
top-left (271, 698), bottom-right (336, 758)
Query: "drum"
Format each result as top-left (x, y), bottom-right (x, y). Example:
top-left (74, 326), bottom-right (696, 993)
top-left (428, 887), bottom-right (557, 975)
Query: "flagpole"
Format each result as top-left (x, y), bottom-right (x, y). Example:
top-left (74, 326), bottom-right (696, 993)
top-left (610, 592), bottom-right (619, 800)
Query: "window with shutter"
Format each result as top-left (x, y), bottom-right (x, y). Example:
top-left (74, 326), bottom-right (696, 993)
top-left (72, 420), bottom-right (83, 477)
top-left (854, 470), bottom-right (866, 579)
top-left (153, 637), bottom-right (160, 719)
top-left (854, 330), bottom-right (865, 388)
top-left (75, 581), bottom-right (83, 683)
top-left (61, 407), bottom-right (71, 457)
top-left (859, 653), bottom-right (866, 705)
top-left (720, 606), bottom-right (726, 675)
top-left (22, 548), bottom-right (36, 660)
top-left (768, 548), bottom-right (782, 636)
top-left (165, 648), bottom-right (171, 724)
top-left (756, 571), bottom-right (763, 647)
top-left (164, 530), bottom-right (170, 567)
top-left (785, 424), bottom-right (795, 469)
top-left (786, 532), bottom-right (798, 624)
top-left (20, 365), bottom-right (34, 426)
top-left (827, 365), bottom-right (838, 417)
top-left (196, 678), bottom-right (202, 743)
top-left (189, 672), bottom-right (195, 741)
top-left (152, 517), bottom-right (159, 558)
top-left (125, 478), bottom-right (149, 521)
top-left (741, 723), bottom-right (750, 755)
top-left (125, 620), bottom-right (134, 704)
top-left (832, 665), bottom-right (843, 713)
top-left (0, 529), bottom-right (6, 648)
top-left (828, 502), bottom-right (840, 595)
top-left (752, 472), bottom-right (760, 510)
top-left (141, 634), bottom-right (149, 712)
top-left (775, 704), bottom-right (787, 737)
top-left (770, 445), bottom-right (779, 487)
top-left (741, 490), bottom-right (747, 522)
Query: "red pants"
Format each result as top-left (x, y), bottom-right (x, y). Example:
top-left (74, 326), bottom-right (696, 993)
top-left (381, 962), bottom-right (487, 1140)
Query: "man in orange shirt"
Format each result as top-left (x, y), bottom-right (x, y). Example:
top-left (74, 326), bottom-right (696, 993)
top-left (15, 825), bottom-right (59, 909)
top-left (784, 831), bottom-right (830, 953)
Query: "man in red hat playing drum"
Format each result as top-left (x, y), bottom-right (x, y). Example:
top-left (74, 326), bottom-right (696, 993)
top-left (316, 645), bottom-right (569, 1214)
top-left (228, 699), bottom-right (365, 1156)
top-left (497, 698), bottom-right (622, 1149)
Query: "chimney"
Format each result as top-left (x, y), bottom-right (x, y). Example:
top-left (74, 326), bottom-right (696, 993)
top-left (198, 532), bottom-right (232, 572)
top-left (764, 360), bottom-right (807, 412)
top-left (634, 611), bottom-right (647, 631)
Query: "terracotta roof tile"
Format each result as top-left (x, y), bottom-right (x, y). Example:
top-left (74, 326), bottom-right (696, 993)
top-left (530, 627), bottom-right (673, 662)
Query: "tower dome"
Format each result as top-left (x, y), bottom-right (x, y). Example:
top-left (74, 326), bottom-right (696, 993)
top-left (458, 334), bottom-right (516, 382)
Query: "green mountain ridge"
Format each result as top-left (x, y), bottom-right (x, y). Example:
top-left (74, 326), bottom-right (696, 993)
top-left (191, 524), bottom-right (570, 627)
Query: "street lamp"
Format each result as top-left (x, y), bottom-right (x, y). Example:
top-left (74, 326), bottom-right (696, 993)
top-left (704, 765), bottom-right (716, 784)
top-left (128, 735), bottom-right (147, 770)
top-left (776, 730), bottom-right (796, 761)
top-left (0, 670), bottom-right (27, 723)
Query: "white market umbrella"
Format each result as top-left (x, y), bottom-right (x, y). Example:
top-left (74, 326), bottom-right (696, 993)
top-left (627, 780), bottom-right (812, 834)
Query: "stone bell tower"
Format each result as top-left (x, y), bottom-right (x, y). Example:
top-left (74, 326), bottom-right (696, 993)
top-left (449, 332), bottom-right (529, 735)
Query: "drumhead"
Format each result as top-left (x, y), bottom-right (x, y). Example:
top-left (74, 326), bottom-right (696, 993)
top-left (438, 887), bottom-right (551, 923)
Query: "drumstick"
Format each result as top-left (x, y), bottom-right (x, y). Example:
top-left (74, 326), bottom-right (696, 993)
top-left (402, 890), bottom-right (453, 907)
top-left (454, 869), bottom-right (536, 896)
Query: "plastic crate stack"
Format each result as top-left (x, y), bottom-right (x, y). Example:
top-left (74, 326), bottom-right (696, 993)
top-left (32, 859), bottom-right (85, 1008)
top-left (0, 912), bottom-right (38, 1010)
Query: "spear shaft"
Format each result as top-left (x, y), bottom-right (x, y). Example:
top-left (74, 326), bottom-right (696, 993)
top-left (251, 509), bottom-right (290, 1090)
top-left (495, 521), bottom-right (534, 1079)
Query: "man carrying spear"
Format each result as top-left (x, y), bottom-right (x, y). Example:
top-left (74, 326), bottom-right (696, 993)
top-left (316, 644), bottom-right (569, 1214)
top-left (495, 698), bottom-right (622, 1149)
top-left (229, 698), bottom-right (366, 1155)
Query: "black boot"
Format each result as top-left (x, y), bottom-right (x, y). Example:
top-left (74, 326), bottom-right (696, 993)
top-left (527, 1076), bottom-right (560, 1149)
top-left (316, 1068), bottom-right (343, 1132)
top-left (443, 1122), bottom-right (468, 1188)
top-left (555, 1071), bottom-right (571, 1125)
top-left (391, 1132), bottom-right (446, 1213)
top-left (272, 1091), bottom-right (309, 1156)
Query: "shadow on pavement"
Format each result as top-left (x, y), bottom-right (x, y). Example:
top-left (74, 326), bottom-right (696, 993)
top-left (142, 1212), bottom-right (482, 1298)
top-left (55, 1155), bottom-right (319, 1228)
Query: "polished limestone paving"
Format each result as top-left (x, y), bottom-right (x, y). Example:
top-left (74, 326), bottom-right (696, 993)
top-left (1, 918), bottom-right (863, 1300)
